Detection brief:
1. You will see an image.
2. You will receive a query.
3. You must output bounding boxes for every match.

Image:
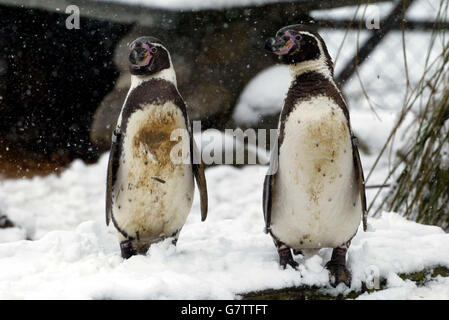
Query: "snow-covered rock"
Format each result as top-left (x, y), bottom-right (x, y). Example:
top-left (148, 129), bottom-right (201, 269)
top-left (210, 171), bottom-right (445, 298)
top-left (233, 65), bottom-right (290, 126)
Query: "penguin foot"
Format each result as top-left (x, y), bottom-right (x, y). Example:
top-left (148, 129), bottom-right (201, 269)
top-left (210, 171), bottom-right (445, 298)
top-left (170, 229), bottom-right (180, 246)
top-left (326, 247), bottom-right (351, 287)
top-left (278, 248), bottom-right (299, 270)
top-left (120, 240), bottom-right (137, 259)
top-left (326, 262), bottom-right (351, 287)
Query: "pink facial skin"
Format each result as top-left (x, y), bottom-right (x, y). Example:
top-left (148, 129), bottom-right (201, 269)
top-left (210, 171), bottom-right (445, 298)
top-left (129, 42), bottom-right (153, 67)
top-left (274, 31), bottom-right (298, 56)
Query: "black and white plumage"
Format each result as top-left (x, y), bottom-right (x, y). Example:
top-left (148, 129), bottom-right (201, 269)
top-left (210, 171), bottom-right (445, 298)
top-left (264, 25), bottom-right (367, 286)
top-left (106, 37), bottom-right (207, 259)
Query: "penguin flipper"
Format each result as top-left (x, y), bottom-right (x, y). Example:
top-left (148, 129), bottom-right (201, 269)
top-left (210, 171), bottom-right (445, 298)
top-left (351, 135), bottom-right (367, 231)
top-left (106, 129), bottom-right (122, 226)
top-left (263, 138), bottom-right (279, 234)
top-left (191, 135), bottom-right (208, 221)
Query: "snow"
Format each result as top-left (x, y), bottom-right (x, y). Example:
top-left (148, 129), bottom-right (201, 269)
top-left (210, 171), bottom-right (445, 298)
top-left (94, 0), bottom-right (290, 10)
top-left (406, 0), bottom-right (445, 21)
top-left (95, 0), bottom-right (443, 19)
top-left (234, 65), bottom-right (290, 126)
top-left (0, 227), bottom-right (26, 243)
top-left (310, 0), bottom-right (442, 21)
top-left (1, 159), bottom-right (106, 241)
top-left (0, 193), bottom-right (25, 243)
top-left (310, 2), bottom-right (394, 20)
top-left (357, 276), bottom-right (449, 300)
top-left (1, 156), bottom-right (449, 299)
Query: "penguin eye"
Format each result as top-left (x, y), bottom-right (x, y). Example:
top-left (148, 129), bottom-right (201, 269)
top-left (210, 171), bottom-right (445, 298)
top-left (295, 35), bottom-right (302, 41)
top-left (150, 47), bottom-right (158, 54)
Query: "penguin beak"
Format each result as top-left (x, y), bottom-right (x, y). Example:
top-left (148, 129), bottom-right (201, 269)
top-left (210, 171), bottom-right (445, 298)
top-left (129, 46), bottom-right (150, 67)
top-left (265, 36), bottom-right (295, 55)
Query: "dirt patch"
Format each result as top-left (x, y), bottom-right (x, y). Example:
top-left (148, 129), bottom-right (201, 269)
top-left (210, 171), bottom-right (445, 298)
top-left (303, 114), bottom-right (348, 203)
top-left (128, 108), bottom-right (185, 190)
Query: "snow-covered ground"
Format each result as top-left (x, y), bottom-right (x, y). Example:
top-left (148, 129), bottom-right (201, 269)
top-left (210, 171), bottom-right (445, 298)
top-left (0, 0), bottom-right (448, 299)
top-left (1, 156), bottom-right (449, 299)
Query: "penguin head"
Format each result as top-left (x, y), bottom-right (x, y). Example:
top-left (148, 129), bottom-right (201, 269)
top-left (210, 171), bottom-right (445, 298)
top-left (128, 36), bottom-right (171, 76)
top-left (265, 25), bottom-right (333, 71)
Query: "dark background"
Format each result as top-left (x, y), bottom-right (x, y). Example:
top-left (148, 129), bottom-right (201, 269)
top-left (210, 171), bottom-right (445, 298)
top-left (0, 5), bottom-right (130, 176)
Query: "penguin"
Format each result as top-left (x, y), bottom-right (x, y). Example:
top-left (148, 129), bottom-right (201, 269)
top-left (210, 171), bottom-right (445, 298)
top-left (106, 36), bottom-right (208, 259)
top-left (263, 25), bottom-right (367, 286)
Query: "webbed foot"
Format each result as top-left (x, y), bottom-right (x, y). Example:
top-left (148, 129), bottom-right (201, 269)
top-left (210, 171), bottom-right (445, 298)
top-left (278, 248), bottom-right (299, 269)
top-left (120, 240), bottom-right (137, 259)
top-left (325, 247), bottom-right (351, 287)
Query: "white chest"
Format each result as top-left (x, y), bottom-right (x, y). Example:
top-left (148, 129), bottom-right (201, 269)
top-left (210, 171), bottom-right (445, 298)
top-left (112, 102), bottom-right (194, 241)
top-left (271, 95), bottom-right (361, 249)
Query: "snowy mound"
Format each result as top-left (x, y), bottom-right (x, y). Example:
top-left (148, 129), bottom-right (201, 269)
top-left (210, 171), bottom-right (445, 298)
top-left (233, 65), bottom-right (290, 126)
top-left (0, 156), bottom-right (449, 299)
top-left (1, 158), bottom-right (108, 240)
top-left (1, 206), bottom-right (449, 299)
top-left (0, 192), bottom-right (26, 243)
top-left (310, 1), bottom-right (440, 21)
top-left (95, 0), bottom-right (291, 10)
